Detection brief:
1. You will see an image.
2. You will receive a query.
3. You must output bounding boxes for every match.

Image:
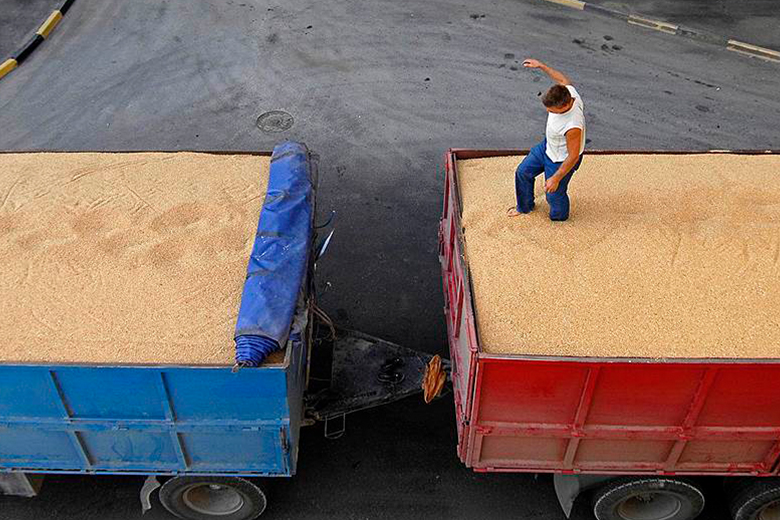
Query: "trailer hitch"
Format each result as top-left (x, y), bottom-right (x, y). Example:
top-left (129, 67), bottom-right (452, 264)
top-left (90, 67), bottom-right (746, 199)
top-left (306, 328), bottom-right (450, 436)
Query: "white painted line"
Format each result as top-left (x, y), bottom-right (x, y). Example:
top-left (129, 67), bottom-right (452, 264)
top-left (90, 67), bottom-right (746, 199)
top-left (628, 15), bottom-right (678, 34)
top-left (727, 40), bottom-right (780, 62)
top-left (544, 0), bottom-right (586, 11)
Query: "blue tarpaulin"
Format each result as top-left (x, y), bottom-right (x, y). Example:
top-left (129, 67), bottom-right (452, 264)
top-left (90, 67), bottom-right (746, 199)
top-left (234, 142), bottom-right (315, 367)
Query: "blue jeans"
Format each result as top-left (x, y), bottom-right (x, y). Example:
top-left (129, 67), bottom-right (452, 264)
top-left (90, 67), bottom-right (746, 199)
top-left (515, 140), bottom-right (583, 221)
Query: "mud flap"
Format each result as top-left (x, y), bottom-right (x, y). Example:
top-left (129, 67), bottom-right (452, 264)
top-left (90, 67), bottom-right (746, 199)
top-left (0, 473), bottom-right (43, 497)
top-left (554, 474), bottom-right (615, 518)
top-left (140, 475), bottom-right (161, 515)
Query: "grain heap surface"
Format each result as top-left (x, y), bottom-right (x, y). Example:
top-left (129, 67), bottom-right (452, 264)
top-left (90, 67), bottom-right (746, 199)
top-left (0, 152), bottom-right (282, 365)
top-left (457, 154), bottom-right (780, 359)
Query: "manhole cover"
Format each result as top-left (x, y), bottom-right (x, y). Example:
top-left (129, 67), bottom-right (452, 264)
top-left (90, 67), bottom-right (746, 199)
top-left (256, 110), bottom-right (294, 133)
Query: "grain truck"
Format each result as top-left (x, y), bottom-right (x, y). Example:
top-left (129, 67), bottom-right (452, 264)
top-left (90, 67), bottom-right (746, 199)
top-left (2, 142), bottom-right (780, 520)
top-left (441, 148), bottom-right (780, 520)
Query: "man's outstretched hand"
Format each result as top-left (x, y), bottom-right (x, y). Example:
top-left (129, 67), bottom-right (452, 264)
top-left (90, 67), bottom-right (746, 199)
top-left (545, 177), bottom-right (560, 193)
top-left (523, 59), bottom-right (571, 86)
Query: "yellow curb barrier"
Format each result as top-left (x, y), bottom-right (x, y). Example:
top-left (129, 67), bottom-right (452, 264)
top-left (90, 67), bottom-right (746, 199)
top-left (36, 10), bottom-right (64, 38)
top-left (0, 58), bottom-right (18, 80)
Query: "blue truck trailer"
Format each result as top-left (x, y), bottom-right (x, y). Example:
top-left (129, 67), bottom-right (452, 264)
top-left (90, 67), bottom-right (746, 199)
top-left (0, 142), bottom-right (438, 520)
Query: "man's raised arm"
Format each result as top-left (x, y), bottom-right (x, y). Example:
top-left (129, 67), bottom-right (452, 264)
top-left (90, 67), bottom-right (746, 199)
top-left (522, 59), bottom-right (572, 86)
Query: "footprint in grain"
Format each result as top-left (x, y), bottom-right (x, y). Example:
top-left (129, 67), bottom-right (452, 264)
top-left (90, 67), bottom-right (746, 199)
top-left (70, 210), bottom-right (107, 235)
top-left (147, 240), bottom-right (185, 266)
top-left (150, 202), bottom-right (205, 232)
top-left (207, 226), bottom-right (250, 252)
top-left (97, 231), bottom-right (136, 257)
top-left (0, 213), bottom-right (20, 237)
top-left (15, 231), bottom-right (46, 250)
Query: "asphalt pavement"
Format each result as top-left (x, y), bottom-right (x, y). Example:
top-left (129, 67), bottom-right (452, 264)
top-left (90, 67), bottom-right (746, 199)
top-left (1, 0), bottom-right (779, 518)
top-left (583, 0), bottom-right (780, 50)
top-left (0, 0), bottom-right (56, 58)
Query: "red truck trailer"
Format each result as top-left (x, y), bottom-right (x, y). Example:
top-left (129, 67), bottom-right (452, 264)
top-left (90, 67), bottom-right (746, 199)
top-left (440, 149), bottom-right (780, 520)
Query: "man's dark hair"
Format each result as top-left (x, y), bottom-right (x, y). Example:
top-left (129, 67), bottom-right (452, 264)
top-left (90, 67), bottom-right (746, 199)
top-left (541, 85), bottom-right (572, 108)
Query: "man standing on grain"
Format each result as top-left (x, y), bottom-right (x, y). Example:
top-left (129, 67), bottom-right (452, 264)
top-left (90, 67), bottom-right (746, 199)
top-left (507, 59), bottom-right (586, 222)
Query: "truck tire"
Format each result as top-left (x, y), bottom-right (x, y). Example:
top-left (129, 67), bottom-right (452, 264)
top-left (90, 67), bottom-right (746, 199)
top-left (728, 478), bottom-right (780, 520)
top-left (592, 477), bottom-right (705, 520)
top-left (158, 476), bottom-right (267, 520)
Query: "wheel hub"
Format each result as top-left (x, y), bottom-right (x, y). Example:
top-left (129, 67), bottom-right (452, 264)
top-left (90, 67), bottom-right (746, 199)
top-left (182, 483), bottom-right (245, 516)
top-left (759, 500), bottom-right (780, 520)
top-left (617, 492), bottom-right (683, 520)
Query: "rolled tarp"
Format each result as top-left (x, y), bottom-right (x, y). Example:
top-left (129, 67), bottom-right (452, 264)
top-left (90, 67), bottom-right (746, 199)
top-left (234, 141), bottom-right (315, 367)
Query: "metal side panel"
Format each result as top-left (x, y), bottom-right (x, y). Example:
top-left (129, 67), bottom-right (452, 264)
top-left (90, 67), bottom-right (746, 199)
top-left (469, 356), bottom-right (780, 476)
top-left (284, 333), bottom-right (309, 475)
top-left (441, 150), bottom-right (481, 463)
top-left (0, 357), bottom-right (299, 476)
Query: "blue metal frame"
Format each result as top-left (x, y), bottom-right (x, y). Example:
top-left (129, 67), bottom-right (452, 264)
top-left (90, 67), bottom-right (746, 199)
top-left (0, 335), bottom-right (308, 477)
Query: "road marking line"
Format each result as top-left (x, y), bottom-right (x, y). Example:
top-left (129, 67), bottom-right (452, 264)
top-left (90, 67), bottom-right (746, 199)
top-left (0, 58), bottom-right (18, 80)
top-left (727, 40), bottom-right (780, 62)
top-left (628, 15), bottom-right (678, 34)
top-left (544, 0), bottom-right (585, 11)
top-left (36, 10), bottom-right (64, 38)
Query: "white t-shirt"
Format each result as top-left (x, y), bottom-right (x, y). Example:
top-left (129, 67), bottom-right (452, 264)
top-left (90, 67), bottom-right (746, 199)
top-left (545, 85), bottom-right (586, 163)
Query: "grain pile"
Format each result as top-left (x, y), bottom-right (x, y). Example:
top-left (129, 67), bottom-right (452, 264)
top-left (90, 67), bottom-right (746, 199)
top-left (457, 154), bottom-right (780, 359)
top-left (0, 152), bottom-right (285, 365)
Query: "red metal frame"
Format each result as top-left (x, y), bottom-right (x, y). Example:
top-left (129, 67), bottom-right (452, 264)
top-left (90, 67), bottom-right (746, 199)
top-left (440, 148), bottom-right (780, 476)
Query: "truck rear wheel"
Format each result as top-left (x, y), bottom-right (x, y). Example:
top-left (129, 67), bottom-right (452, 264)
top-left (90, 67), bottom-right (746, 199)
top-left (592, 477), bottom-right (705, 520)
top-left (159, 476), bottom-right (267, 520)
top-left (729, 479), bottom-right (780, 520)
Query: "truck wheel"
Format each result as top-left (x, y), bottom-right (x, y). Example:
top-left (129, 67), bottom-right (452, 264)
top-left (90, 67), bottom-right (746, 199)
top-left (728, 479), bottom-right (780, 520)
top-left (159, 476), bottom-right (267, 520)
top-left (592, 477), bottom-right (705, 520)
